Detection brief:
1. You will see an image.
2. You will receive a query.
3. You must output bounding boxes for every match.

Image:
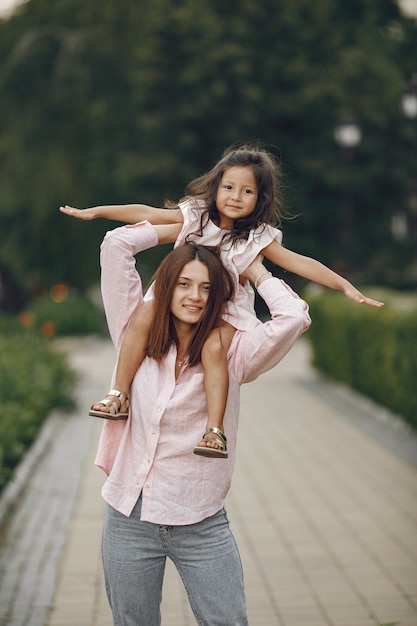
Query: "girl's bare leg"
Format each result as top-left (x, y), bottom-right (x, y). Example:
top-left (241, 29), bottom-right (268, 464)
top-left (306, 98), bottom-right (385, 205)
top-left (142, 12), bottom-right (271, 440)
top-left (92, 300), bottom-right (154, 414)
top-left (196, 323), bottom-right (236, 452)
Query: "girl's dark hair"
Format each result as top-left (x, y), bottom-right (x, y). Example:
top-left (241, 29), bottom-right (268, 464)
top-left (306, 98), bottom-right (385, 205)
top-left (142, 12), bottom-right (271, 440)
top-left (146, 243), bottom-right (235, 366)
top-left (182, 144), bottom-right (283, 245)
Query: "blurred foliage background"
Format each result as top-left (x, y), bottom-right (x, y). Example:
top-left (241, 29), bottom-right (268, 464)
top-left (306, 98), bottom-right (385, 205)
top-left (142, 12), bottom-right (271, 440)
top-left (0, 0), bottom-right (416, 310)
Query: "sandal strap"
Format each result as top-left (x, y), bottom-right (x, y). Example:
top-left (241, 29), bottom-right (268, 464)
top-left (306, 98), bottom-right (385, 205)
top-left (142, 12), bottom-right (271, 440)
top-left (95, 389), bottom-right (129, 415)
top-left (203, 427), bottom-right (227, 447)
top-left (108, 389), bottom-right (126, 403)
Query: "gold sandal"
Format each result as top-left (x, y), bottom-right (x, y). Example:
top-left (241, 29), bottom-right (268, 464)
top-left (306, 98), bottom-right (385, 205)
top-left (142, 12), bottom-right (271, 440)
top-left (89, 389), bottom-right (129, 420)
top-left (193, 427), bottom-right (228, 459)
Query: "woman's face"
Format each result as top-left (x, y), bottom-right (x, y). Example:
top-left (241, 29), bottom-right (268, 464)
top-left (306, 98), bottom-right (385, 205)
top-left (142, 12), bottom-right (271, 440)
top-left (170, 260), bottom-right (211, 326)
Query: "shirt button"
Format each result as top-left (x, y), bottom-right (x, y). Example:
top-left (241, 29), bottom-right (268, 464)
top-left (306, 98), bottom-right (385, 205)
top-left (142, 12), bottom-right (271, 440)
top-left (152, 432), bottom-right (156, 437)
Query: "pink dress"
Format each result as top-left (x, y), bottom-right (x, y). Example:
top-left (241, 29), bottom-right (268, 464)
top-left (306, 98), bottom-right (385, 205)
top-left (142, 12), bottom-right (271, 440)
top-left (175, 199), bottom-right (283, 331)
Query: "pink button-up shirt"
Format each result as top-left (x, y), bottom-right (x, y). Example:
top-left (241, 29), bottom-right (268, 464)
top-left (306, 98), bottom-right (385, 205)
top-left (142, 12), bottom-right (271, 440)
top-left (95, 221), bottom-right (311, 525)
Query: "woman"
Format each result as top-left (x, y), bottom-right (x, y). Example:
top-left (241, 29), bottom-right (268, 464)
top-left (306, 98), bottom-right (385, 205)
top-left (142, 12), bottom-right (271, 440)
top-left (96, 220), bottom-right (311, 625)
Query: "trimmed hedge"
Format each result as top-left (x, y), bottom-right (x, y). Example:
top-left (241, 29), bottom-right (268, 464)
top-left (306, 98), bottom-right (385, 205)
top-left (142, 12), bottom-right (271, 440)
top-left (0, 291), bottom-right (104, 494)
top-left (306, 290), bottom-right (417, 430)
top-left (25, 289), bottom-right (106, 337)
top-left (0, 320), bottom-right (76, 492)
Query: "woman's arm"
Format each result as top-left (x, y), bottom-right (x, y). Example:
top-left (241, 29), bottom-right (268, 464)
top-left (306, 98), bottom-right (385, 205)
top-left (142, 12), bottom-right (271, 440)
top-left (100, 222), bottom-right (159, 349)
top-left (60, 203), bottom-right (184, 225)
top-left (262, 239), bottom-right (384, 308)
top-left (231, 256), bottom-right (311, 384)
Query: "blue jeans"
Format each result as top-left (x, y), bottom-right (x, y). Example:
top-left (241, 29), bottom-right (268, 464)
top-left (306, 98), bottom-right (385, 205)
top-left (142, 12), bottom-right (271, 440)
top-left (102, 497), bottom-right (249, 625)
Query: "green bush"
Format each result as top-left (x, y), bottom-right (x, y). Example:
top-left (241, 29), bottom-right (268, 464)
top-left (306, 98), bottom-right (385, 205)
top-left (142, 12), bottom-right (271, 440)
top-left (306, 290), bottom-right (417, 430)
top-left (0, 322), bottom-right (76, 492)
top-left (25, 289), bottom-right (105, 337)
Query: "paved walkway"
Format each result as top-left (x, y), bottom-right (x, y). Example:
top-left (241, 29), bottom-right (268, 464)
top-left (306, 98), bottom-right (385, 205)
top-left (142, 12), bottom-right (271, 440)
top-left (1, 336), bottom-right (417, 626)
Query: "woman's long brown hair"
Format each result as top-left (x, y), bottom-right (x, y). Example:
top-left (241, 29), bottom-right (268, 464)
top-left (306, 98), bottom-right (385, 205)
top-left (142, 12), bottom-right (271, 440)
top-left (146, 244), bottom-right (235, 366)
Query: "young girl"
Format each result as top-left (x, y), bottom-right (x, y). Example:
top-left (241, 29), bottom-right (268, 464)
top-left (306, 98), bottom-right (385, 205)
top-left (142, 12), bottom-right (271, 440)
top-left (60, 144), bottom-right (383, 458)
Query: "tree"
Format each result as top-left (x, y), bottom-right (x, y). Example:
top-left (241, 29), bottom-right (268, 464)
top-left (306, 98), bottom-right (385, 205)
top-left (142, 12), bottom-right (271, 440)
top-left (0, 0), bottom-right (416, 309)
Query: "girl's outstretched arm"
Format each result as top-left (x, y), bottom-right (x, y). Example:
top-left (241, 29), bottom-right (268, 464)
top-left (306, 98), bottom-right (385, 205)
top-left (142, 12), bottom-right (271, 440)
top-left (59, 203), bottom-right (184, 225)
top-left (262, 239), bottom-right (384, 308)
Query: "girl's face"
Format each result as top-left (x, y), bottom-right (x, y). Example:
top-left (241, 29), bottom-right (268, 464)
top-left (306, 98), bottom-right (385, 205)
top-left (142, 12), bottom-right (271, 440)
top-left (170, 260), bottom-right (211, 327)
top-left (215, 166), bottom-right (258, 229)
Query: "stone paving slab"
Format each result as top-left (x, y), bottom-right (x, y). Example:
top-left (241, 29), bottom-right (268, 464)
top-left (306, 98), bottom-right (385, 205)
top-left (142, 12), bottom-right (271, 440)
top-left (1, 336), bottom-right (417, 626)
top-left (0, 337), bottom-right (115, 626)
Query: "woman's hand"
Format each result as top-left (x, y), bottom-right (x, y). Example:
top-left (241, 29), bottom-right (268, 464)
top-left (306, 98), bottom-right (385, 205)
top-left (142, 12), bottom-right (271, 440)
top-left (153, 223), bottom-right (183, 245)
top-left (241, 254), bottom-right (271, 287)
top-left (59, 205), bottom-right (97, 220)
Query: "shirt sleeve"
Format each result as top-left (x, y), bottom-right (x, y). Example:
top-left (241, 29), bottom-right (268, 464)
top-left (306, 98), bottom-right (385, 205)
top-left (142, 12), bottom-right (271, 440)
top-left (100, 221), bottom-right (159, 349)
top-left (231, 224), bottom-right (283, 275)
top-left (229, 277), bottom-right (311, 384)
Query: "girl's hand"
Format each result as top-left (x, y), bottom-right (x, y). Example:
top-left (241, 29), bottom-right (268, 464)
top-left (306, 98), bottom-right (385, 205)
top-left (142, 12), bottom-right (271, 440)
top-left (344, 285), bottom-right (384, 308)
top-left (59, 205), bottom-right (96, 220)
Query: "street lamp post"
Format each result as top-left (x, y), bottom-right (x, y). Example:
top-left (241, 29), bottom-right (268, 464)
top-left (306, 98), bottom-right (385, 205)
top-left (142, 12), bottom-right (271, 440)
top-left (401, 73), bottom-right (417, 120)
top-left (399, 74), bottom-right (417, 280)
top-left (334, 117), bottom-right (362, 275)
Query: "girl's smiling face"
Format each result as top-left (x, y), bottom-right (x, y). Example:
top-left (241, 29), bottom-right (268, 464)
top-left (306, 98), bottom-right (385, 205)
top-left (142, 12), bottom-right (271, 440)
top-left (215, 166), bottom-right (258, 229)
